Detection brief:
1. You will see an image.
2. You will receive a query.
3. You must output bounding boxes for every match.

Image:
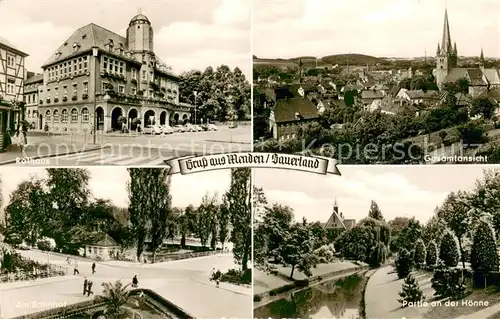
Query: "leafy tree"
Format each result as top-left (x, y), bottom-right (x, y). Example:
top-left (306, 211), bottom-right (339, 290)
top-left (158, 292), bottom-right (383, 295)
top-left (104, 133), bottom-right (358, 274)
top-left (278, 219), bottom-right (318, 279)
top-left (196, 193), bottom-right (218, 248)
top-left (437, 191), bottom-right (470, 268)
top-left (470, 219), bottom-right (499, 272)
top-left (422, 214), bottom-right (447, 243)
top-left (336, 226), bottom-right (374, 262)
top-left (227, 168), bottom-right (252, 270)
top-left (368, 200), bottom-right (384, 221)
top-left (398, 274), bottom-right (425, 306)
top-left (426, 240), bottom-right (438, 267)
top-left (369, 242), bottom-right (387, 267)
top-left (471, 98), bottom-right (496, 119)
top-left (257, 203), bottom-right (294, 262)
top-left (218, 195), bottom-right (231, 251)
top-left (457, 122), bottom-right (488, 147)
top-left (413, 239), bottom-right (426, 269)
top-left (308, 221), bottom-right (328, 249)
top-left (439, 130), bottom-right (448, 142)
top-left (357, 217), bottom-right (391, 247)
top-left (178, 205), bottom-right (197, 249)
top-left (395, 249), bottom-right (413, 279)
top-left (396, 218), bottom-right (422, 253)
top-left (439, 229), bottom-right (461, 267)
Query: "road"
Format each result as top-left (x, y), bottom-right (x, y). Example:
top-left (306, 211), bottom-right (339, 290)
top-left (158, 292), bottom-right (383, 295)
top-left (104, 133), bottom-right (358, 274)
top-left (0, 126), bottom-right (251, 166)
top-left (0, 250), bottom-right (252, 319)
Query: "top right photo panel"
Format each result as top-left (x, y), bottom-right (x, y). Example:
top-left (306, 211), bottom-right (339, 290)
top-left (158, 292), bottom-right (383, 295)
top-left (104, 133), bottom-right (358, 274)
top-left (253, 0), bottom-right (500, 164)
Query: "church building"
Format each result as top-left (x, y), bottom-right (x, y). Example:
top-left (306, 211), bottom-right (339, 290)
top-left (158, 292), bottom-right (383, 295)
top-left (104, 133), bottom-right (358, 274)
top-left (433, 9), bottom-right (500, 98)
top-left (322, 199), bottom-right (355, 240)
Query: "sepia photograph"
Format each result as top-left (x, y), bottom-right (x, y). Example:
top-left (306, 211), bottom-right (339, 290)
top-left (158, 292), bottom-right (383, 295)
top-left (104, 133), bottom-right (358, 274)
top-left (0, 166), bottom-right (252, 318)
top-left (253, 0), bottom-right (500, 164)
top-left (0, 0), bottom-right (251, 166)
top-left (253, 166), bottom-right (500, 319)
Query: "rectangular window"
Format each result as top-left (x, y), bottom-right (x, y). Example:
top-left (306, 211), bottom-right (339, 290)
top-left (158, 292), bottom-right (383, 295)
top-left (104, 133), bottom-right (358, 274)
top-left (131, 87), bottom-right (136, 95)
top-left (54, 87), bottom-right (59, 97)
top-left (7, 55), bottom-right (15, 67)
top-left (73, 83), bottom-right (77, 96)
top-left (118, 85), bottom-right (124, 93)
top-left (149, 89), bottom-right (153, 98)
top-left (131, 68), bottom-right (137, 79)
top-left (78, 58), bottom-right (83, 71)
top-left (83, 82), bottom-right (88, 94)
top-left (83, 56), bottom-right (88, 70)
top-left (46, 88), bottom-right (51, 99)
top-left (103, 56), bottom-right (108, 70)
top-left (102, 82), bottom-right (108, 92)
top-left (142, 70), bottom-right (146, 80)
top-left (71, 109), bottom-right (78, 123)
top-left (7, 78), bottom-right (15, 94)
top-left (63, 85), bottom-right (68, 95)
top-left (114, 60), bottom-right (118, 73)
top-left (119, 62), bottom-right (124, 75)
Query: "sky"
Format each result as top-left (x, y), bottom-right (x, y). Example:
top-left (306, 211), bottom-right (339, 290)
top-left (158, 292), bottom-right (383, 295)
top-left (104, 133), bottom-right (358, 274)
top-left (0, 167), bottom-right (231, 210)
top-left (0, 0), bottom-right (251, 79)
top-left (254, 166), bottom-right (495, 225)
top-left (253, 0), bottom-right (500, 59)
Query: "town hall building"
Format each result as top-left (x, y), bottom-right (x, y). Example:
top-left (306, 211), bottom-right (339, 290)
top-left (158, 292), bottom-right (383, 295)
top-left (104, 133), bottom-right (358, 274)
top-left (38, 12), bottom-right (192, 132)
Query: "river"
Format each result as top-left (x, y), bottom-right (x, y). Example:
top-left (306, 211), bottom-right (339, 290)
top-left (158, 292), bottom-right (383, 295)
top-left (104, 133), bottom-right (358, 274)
top-left (254, 273), bottom-right (366, 319)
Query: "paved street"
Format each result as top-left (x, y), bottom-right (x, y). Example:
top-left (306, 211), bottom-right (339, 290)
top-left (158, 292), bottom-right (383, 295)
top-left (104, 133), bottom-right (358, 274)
top-left (1, 250), bottom-right (252, 318)
top-left (0, 125), bottom-right (251, 166)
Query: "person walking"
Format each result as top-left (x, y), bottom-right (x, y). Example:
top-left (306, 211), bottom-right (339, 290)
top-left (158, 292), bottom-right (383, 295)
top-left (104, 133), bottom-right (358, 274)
top-left (132, 275), bottom-right (138, 288)
top-left (87, 279), bottom-right (94, 296)
top-left (83, 277), bottom-right (88, 295)
top-left (91, 262), bottom-right (96, 274)
top-left (210, 267), bottom-right (216, 282)
top-left (73, 261), bottom-right (79, 275)
top-left (215, 269), bottom-right (221, 288)
top-left (21, 120), bottom-right (28, 145)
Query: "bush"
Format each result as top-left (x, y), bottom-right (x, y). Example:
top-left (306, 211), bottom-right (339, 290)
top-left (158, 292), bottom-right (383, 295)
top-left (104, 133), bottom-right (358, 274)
top-left (369, 242), bottom-right (387, 267)
top-left (37, 239), bottom-right (52, 251)
top-left (439, 229), bottom-right (460, 267)
top-left (395, 249), bottom-right (413, 279)
top-left (4, 233), bottom-right (22, 246)
top-left (314, 244), bottom-right (335, 263)
top-left (426, 240), bottom-right (438, 267)
top-left (398, 274), bottom-right (425, 306)
top-left (219, 268), bottom-right (251, 285)
top-left (471, 219), bottom-right (499, 272)
top-left (413, 239), bottom-right (426, 269)
top-left (431, 262), bottom-right (468, 299)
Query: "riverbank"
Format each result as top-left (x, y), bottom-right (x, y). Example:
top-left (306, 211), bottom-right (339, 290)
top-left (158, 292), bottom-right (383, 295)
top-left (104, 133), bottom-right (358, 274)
top-left (253, 260), bottom-right (367, 307)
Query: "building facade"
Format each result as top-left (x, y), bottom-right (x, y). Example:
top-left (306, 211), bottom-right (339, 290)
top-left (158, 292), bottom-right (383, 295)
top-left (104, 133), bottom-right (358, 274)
top-left (0, 36), bottom-right (28, 150)
top-left (38, 13), bottom-right (192, 132)
top-left (85, 233), bottom-right (119, 261)
top-left (322, 199), bottom-right (356, 241)
top-left (24, 73), bottom-right (43, 130)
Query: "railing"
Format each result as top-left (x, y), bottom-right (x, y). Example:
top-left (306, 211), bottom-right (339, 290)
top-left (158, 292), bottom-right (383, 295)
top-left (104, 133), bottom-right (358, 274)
top-left (11, 288), bottom-right (195, 319)
top-left (153, 249), bottom-right (228, 263)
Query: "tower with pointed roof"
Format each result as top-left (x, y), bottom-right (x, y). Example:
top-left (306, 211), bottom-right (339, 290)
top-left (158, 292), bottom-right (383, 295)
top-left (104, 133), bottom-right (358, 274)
top-left (480, 47), bottom-right (485, 69)
top-left (435, 9), bottom-right (458, 88)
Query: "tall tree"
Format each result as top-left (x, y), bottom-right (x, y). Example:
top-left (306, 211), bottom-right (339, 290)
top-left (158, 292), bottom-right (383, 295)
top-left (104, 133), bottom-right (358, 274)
top-left (259, 204), bottom-right (294, 262)
top-left (227, 168), bottom-right (252, 270)
top-left (368, 200), bottom-right (384, 221)
top-left (127, 168), bottom-right (172, 262)
top-left (179, 205), bottom-right (197, 249)
top-left (437, 191), bottom-right (470, 269)
top-left (196, 194), bottom-right (218, 248)
top-left (218, 195), bottom-right (231, 251)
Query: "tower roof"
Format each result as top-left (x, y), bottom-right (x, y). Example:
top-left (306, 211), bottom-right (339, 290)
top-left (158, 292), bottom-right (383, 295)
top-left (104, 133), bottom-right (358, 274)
top-left (441, 9), bottom-right (452, 52)
top-left (130, 13), bottom-right (150, 25)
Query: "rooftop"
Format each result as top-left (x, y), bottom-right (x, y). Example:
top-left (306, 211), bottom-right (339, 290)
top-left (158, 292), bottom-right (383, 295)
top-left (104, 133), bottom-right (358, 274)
top-left (0, 36), bottom-right (28, 57)
top-left (274, 97), bottom-right (319, 123)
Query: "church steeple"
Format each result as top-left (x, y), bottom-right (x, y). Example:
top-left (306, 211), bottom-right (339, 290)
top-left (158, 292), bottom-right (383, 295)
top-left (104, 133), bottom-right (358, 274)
top-left (453, 42), bottom-right (457, 54)
top-left (333, 198), bottom-right (338, 213)
top-left (441, 9), bottom-right (452, 53)
top-left (480, 47), bottom-right (485, 62)
top-left (436, 43), bottom-right (441, 55)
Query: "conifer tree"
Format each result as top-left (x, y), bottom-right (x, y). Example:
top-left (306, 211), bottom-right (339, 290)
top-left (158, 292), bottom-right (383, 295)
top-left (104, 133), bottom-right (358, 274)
top-left (471, 219), bottom-right (499, 272)
top-left (426, 240), bottom-right (438, 267)
top-left (398, 274), bottom-right (425, 306)
top-left (413, 239), bottom-right (426, 269)
top-left (439, 229), bottom-right (460, 267)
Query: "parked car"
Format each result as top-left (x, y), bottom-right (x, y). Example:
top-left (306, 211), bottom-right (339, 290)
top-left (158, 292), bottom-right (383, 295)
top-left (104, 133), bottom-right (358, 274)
top-left (206, 124), bottom-right (217, 131)
top-left (184, 124), bottom-right (196, 132)
top-left (194, 125), bottom-right (203, 132)
top-left (228, 122), bottom-right (237, 129)
top-left (173, 125), bottom-right (184, 133)
top-left (143, 125), bottom-right (163, 135)
top-left (160, 125), bottom-right (174, 134)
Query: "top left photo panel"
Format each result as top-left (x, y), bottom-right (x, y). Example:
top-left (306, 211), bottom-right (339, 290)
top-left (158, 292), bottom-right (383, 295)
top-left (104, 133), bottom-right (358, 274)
top-left (0, 0), bottom-right (251, 167)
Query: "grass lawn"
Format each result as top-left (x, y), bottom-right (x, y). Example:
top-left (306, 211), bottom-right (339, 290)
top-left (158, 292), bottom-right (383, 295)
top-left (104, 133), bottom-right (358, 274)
top-left (425, 289), bottom-right (500, 319)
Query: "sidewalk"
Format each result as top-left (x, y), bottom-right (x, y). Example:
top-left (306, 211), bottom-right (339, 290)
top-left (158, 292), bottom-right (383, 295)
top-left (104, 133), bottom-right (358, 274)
top-left (0, 138), bottom-right (108, 165)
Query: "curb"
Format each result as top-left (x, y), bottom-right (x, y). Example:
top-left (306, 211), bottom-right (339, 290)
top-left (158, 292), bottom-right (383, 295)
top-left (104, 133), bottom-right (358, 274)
top-left (0, 144), bottom-right (110, 165)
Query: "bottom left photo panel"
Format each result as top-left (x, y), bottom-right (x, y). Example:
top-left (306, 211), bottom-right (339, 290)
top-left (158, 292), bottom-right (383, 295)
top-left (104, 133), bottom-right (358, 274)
top-left (0, 166), bottom-right (252, 319)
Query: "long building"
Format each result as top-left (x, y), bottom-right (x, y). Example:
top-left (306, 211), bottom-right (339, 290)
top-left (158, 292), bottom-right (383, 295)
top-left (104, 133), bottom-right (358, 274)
top-left (24, 73), bottom-right (43, 130)
top-left (0, 36), bottom-right (28, 150)
top-left (38, 12), bottom-right (192, 132)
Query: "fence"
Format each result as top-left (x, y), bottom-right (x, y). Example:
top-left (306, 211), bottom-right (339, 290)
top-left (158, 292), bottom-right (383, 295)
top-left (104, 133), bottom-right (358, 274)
top-left (153, 249), bottom-right (228, 263)
top-left (0, 264), bottom-right (67, 284)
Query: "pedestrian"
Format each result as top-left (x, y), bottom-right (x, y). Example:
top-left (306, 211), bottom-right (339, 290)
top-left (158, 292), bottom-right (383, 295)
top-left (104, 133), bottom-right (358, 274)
top-left (91, 262), bottom-right (96, 274)
top-left (83, 277), bottom-right (88, 295)
top-left (21, 120), bottom-right (28, 145)
top-left (73, 261), bottom-right (79, 275)
top-left (132, 275), bottom-right (138, 288)
top-left (87, 279), bottom-right (93, 296)
top-left (215, 269), bottom-right (221, 288)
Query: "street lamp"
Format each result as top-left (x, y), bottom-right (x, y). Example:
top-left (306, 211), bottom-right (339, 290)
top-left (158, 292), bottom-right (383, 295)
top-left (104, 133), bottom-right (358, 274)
top-left (193, 91), bottom-right (198, 125)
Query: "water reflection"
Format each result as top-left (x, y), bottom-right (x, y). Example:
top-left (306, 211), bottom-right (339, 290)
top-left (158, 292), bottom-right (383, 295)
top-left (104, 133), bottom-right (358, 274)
top-left (254, 273), bottom-right (365, 319)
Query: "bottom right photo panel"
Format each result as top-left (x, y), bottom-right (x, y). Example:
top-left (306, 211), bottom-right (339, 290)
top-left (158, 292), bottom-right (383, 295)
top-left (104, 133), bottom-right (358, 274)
top-left (253, 165), bottom-right (500, 319)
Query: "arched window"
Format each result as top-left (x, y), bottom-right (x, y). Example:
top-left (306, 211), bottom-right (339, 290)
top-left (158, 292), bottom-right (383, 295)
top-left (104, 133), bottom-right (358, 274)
top-left (45, 110), bottom-right (51, 122)
top-left (61, 109), bottom-right (68, 123)
top-left (70, 108), bottom-right (78, 123)
top-left (53, 110), bottom-right (59, 122)
top-left (81, 108), bottom-right (89, 122)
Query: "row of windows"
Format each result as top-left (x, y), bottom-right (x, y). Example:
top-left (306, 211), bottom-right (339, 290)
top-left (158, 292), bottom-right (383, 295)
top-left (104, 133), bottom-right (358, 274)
top-left (47, 56), bottom-right (89, 81)
top-left (45, 108), bottom-right (90, 123)
top-left (25, 93), bottom-right (37, 104)
top-left (280, 133), bottom-right (297, 140)
top-left (102, 56), bottom-right (125, 76)
top-left (46, 82), bottom-right (88, 98)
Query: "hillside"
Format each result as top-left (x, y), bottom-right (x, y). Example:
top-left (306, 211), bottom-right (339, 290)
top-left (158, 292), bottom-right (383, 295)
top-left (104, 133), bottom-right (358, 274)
top-left (253, 53), bottom-right (386, 69)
